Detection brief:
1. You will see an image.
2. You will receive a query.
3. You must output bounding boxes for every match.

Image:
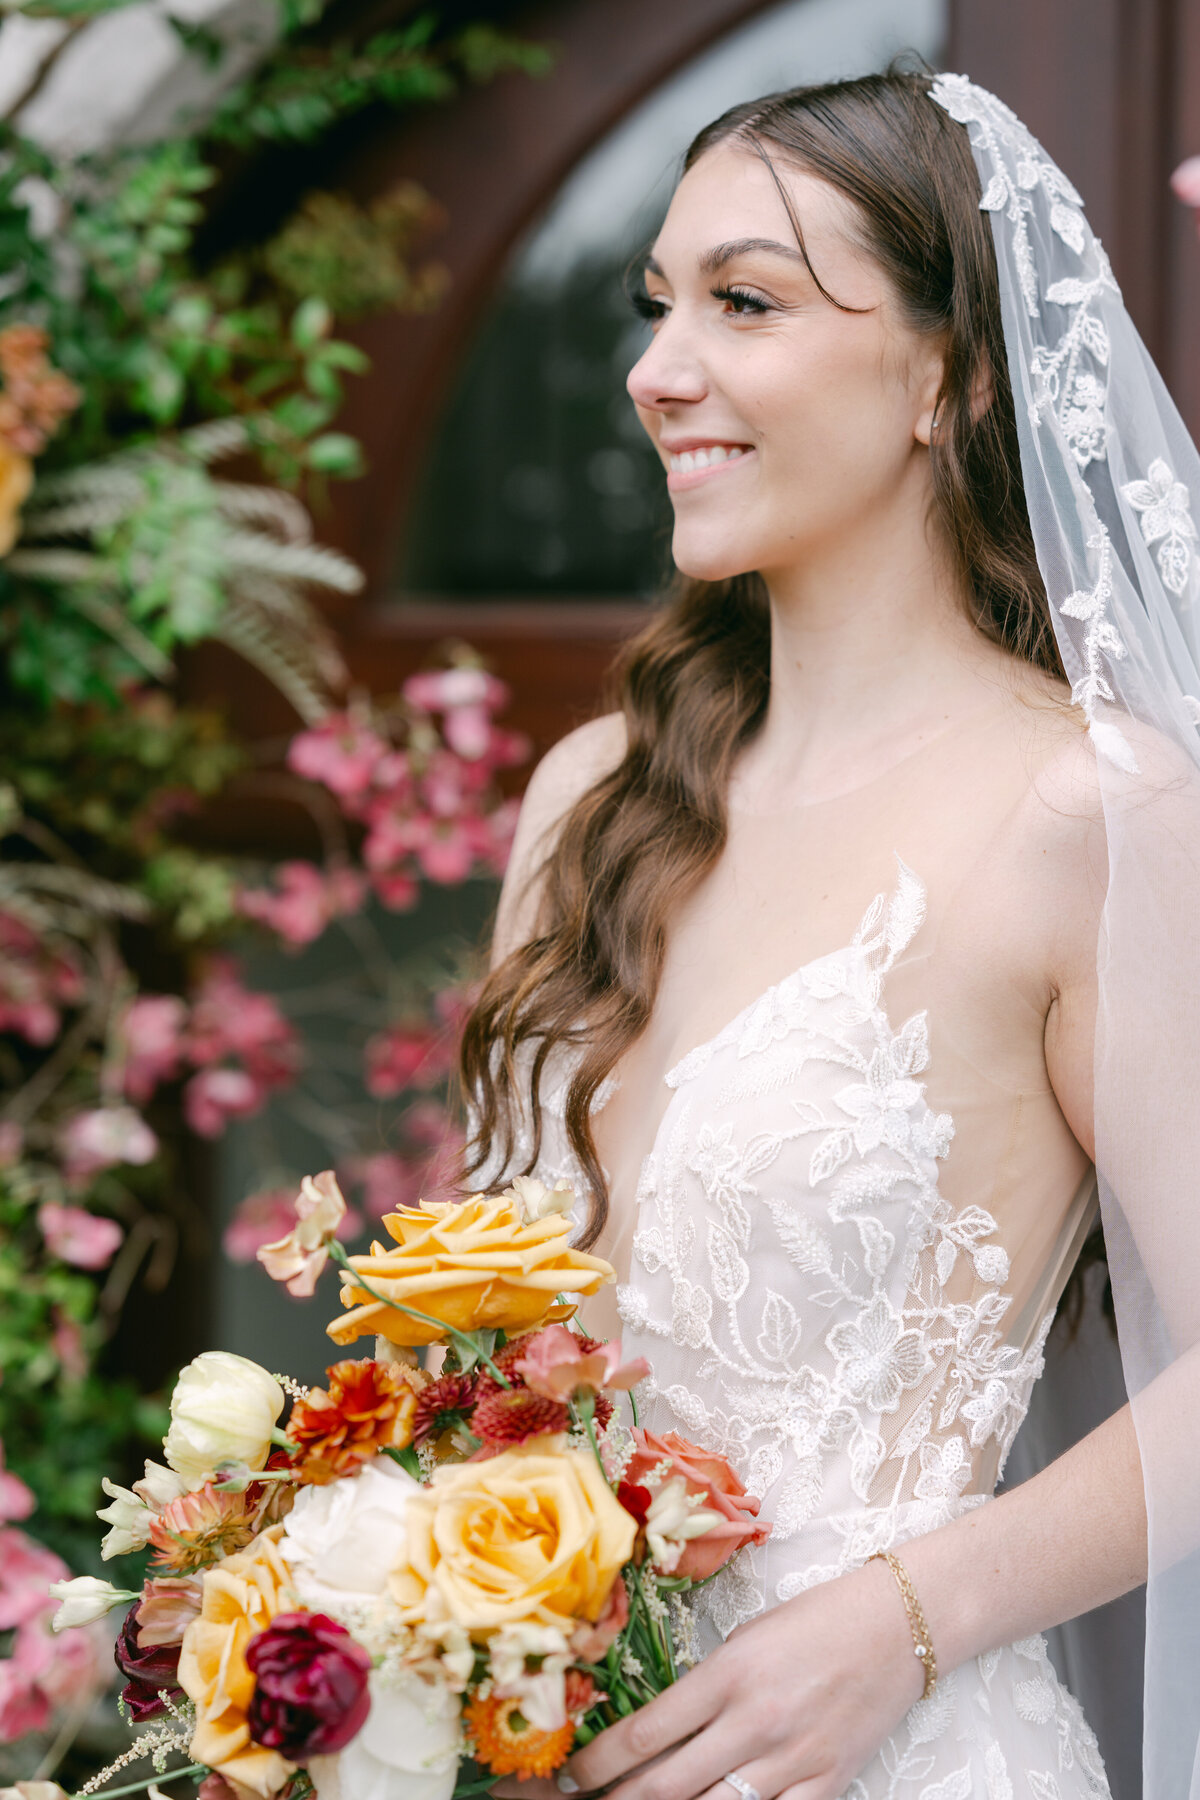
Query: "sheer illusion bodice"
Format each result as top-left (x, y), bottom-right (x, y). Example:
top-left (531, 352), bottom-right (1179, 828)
top-left (484, 696), bottom-right (1113, 1797)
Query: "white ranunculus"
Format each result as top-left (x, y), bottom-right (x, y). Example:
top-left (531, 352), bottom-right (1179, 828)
top-left (279, 1455), bottom-right (421, 1608)
top-left (49, 1576), bottom-right (137, 1630)
top-left (308, 1668), bottom-right (461, 1800)
top-left (163, 1351), bottom-right (283, 1487)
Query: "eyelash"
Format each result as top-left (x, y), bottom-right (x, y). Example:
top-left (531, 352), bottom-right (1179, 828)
top-left (630, 284), bottom-right (773, 322)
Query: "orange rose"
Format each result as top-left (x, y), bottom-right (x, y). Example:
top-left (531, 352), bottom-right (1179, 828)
top-left (328, 1192), bottom-right (613, 1348)
top-left (176, 1532), bottom-right (294, 1798)
top-left (623, 1428), bottom-right (772, 1580)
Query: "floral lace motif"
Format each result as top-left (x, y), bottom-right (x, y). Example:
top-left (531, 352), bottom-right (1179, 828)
top-left (617, 862), bottom-right (1052, 1622)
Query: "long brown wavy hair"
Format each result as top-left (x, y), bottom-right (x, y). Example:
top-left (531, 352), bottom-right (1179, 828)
top-left (459, 68), bottom-right (1062, 1250)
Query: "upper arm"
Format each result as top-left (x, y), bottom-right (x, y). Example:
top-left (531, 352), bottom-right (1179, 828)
top-left (490, 712), bottom-right (627, 968)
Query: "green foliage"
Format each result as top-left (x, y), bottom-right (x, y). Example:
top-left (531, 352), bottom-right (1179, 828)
top-left (0, 1167), bottom-right (166, 1574)
top-left (208, 15), bottom-right (552, 148)
top-left (263, 186), bottom-right (449, 320)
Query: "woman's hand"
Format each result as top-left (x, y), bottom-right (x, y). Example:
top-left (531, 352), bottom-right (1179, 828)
top-left (491, 1559), bottom-right (923, 1800)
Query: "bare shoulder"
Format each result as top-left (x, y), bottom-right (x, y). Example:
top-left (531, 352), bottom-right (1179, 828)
top-left (491, 712), bottom-right (628, 965)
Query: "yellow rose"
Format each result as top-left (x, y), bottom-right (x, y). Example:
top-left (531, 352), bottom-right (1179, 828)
top-left (176, 1531), bottom-right (294, 1799)
top-left (0, 441), bottom-right (33, 557)
top-left (389, 1441), bottom-right (636, 1633)
top-left (327, 1193), bottom-right (614, 1348)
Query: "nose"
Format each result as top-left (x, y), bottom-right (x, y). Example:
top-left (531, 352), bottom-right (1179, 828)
top-left (626, 315), bottom-right (708, 414)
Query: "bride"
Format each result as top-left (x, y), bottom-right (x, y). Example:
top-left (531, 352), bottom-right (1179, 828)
top-left (460, 68), bottom-right (1200, 1799)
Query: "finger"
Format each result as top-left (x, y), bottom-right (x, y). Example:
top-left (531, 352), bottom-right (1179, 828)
top-left (602, 1729), bottom-right (748, 1800)
top-left (563, 1673), bottom-right (725, 1792)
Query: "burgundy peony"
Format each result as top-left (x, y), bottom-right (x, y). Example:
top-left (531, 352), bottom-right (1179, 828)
top-left (246, 1612), bottom-right (371, 1758)
top-left (114, 1601), bottom-right (185, 1722)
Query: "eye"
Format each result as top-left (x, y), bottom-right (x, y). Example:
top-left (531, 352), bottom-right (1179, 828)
top-left (630, 289), bottom-right (668, 324)
top-left (711, 283), bottom-right (771, 316)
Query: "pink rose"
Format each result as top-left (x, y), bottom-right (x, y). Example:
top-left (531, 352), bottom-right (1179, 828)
top-left (623, 1428), bottom-right (772, 1582)
top-left (38, 1203), bottom-right (123, 1270)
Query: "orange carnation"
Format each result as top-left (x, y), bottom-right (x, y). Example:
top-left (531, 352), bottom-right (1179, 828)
top-left (288, 1358), bottom-right (423, 1485)
top-left (465, 1690), bottom-right (575, 1779)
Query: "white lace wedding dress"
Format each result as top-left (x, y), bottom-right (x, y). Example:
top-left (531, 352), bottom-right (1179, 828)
top-left (498, 750), bottom-right (1113, 1800)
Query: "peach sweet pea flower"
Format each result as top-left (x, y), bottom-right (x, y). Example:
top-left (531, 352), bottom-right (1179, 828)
top-left (623, 1428), bottom-right (772, 1581)
top-left (176, 1530), bottom-right (294, 1798)
top-left (513, 1324), bottom-right (648, 1402)
top-left (257, 1170), bottom-right (347, 1298)
top-left (328, 1189), bottom-right (613, 1349)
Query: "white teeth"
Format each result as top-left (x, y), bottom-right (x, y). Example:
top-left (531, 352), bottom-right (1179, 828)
top-left (667, 444), bottom-right (747, 473)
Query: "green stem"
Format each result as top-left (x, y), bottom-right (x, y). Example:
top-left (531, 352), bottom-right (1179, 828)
top-left (328, 1241), bottom-right (510, 1388)
top-left (72, 1764), bottom-right (205, 1800)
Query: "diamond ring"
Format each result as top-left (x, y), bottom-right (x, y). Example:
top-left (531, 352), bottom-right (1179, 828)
top-left (720, 1774), bottom-right (760, 1800)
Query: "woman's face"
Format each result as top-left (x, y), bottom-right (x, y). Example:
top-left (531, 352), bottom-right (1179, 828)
top-left (627, 141), bottom-right (944, 585)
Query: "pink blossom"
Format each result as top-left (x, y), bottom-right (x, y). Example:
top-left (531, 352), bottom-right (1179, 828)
top-left (186, 960), bottom-right (300, 1086)
top-left (0, 1527), bottom-right (67, 1632)
top-left (184, 1066), bottom-right (262, 1137)
top-left (38, 1203), bottom-right (123, 1270)
top-left (364, 1026), bottom-right (450, 1098)
top-left (237, 862), bottom-right (366, 949)
top-left (59, 1106), bottom-right (158, 1181)
top-left (1173, 155), bottom-right (1200, 210)
top-left (0, 1613), bottom-right (104, 1745)
top-left (403, 667), bottom-right (508, 714)
top-left (0, 1441), bottom-right (33, 1524)
top-left (370, 870), bottom-right (419, 911)
top-left (0, 912), bottom-right (83, 1047)
top-left (514, 1325), bottom-right (650, 1402)
top-left (0, 1643), bottom-right (50, 1742)
top-left (224, 1185), bottom-right (361, 1263)
top-left (287, 714), bottom-right (389, 798)
top-left (121, 994), bottom-right (188, 1103)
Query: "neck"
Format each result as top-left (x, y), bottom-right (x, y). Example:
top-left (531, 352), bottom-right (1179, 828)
top-left (739, 492), bottom-right (1002, 805)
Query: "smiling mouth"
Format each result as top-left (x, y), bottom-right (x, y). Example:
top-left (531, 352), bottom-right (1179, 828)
top-left (666, 443), bottom-right (750, 473)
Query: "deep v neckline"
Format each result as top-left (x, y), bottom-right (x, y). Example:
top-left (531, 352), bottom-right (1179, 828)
top-left (592, 855), bottom-right (923, 1218)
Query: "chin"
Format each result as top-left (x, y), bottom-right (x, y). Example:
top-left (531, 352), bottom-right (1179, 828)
top-left (670, 529), bottom-right (763, 584)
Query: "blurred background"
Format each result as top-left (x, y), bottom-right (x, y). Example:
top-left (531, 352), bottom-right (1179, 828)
top-left (1, 0), bottom-right (1196, 1790)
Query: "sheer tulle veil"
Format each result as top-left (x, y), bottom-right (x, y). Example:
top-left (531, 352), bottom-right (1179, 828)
top-left (928, 74), bottom-right (1200, 1796)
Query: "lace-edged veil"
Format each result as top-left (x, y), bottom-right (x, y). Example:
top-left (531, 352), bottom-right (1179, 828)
top-left (929, 74), bottom-right (1200, 1797)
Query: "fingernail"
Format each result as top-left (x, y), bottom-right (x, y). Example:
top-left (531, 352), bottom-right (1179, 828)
top-left (556, 1775), bottom-right (580, 1793)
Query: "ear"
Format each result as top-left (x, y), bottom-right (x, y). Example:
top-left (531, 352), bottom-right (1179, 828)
top-left (916, 354), bottom-right (996, 448)
top-left (913, 352), bottom-right (946, 448)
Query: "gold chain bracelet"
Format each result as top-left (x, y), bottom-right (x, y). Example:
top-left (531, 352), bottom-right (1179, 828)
top-left (870, 1550), bottom-right (938, 1701)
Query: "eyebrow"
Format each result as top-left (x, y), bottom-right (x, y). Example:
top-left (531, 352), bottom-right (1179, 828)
top-left (643, 238), bottom-right (806, 281)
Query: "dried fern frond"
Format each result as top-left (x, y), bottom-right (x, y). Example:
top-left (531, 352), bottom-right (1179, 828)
top-left (0, 861), bottom-right (152, 922)
top-left (214, 592), bottom-right (334, 725)
top-left (214, 481), bottom-right (311, 542)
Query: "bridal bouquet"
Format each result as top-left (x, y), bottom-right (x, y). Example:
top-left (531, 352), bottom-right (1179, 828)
top-left (53, 1174), bottom-right (772, 1800)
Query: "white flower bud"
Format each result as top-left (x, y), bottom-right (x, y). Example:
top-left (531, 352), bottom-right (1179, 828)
top-left (48, 1575), bottom-right (136, 1630)
top-left (163, 1350), bottom-right (284, 1487)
